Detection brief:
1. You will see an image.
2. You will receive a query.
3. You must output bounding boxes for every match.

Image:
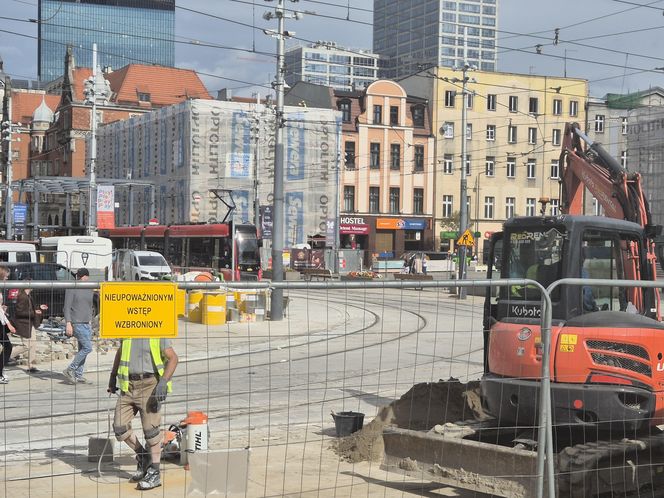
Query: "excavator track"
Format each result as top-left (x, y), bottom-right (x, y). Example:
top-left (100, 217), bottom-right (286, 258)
top-left (557, 434), bottom-right (664, 497)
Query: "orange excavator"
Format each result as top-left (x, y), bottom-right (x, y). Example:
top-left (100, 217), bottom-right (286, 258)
top-left (382, 123), bottom-right (664, 497)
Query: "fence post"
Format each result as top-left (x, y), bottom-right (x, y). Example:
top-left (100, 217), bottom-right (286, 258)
top-left (536, 287), bottom-right (555, 498)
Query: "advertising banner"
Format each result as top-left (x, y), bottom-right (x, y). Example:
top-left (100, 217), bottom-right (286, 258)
top-left (13, 203), bottom-right (27, 235)
top-left (94, 99), bottom-right (340, 240)
top-left (260, 205), bottom-right (273, 239)
top-left (96, 185), bottom-right (115, 229)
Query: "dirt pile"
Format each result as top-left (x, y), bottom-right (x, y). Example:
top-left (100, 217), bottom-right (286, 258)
top-left (330, 378), bottom-right (484, 463)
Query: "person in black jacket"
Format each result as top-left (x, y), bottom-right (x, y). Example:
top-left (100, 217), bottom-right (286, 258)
top-left (0, 266), bottom-right (16, 384)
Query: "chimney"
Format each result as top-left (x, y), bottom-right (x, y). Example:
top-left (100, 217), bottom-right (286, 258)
top-left (217, 88), bottom-right (232, 101)
top-left (103, 66), bottom-right (113, 74)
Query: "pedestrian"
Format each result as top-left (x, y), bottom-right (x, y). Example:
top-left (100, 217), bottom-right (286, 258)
top-left (11, 285), bottom-right (47, 373)
top-left (108, 338), bottom-right (178, 490)
top-left (423, 254), bottom-right (429, 275)
top-left (0, 265), bottom-right (16, 384)
top-left (413, 253), bottom-right (423, 274)
top-left (401, 254), bottom-right (410, 274)
top-left (63, 268), bottom-right (94, 384)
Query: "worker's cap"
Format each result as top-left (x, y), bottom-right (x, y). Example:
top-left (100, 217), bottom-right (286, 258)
top-left (76, 268), bottom-right (90, 278)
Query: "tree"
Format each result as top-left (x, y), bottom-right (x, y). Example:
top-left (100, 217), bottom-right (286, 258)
top-left (440, 211), bottom-right (461, 234)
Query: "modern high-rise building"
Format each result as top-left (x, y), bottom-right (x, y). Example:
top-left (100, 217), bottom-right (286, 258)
top-left (285, 42), bottom-right (380, 92)
top-left (38, 0), bottom-right (175, 82)
top-left (373, 0), bottom-right (498, 79)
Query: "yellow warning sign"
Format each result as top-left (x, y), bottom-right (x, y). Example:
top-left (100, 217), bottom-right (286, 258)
top-left (559, 333), bottom-right (577, 353)
top-left (456, 229), bottom-right (475, 247)
top-left (99, 282), bottom-right (178, 338)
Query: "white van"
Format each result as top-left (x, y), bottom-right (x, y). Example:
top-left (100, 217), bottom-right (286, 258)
top-left (0, 242), bottom-right (37, 263)
top-left (39, 236), bottom-right (113, 281)
top-left (113, 249), bottom-right (171, 281)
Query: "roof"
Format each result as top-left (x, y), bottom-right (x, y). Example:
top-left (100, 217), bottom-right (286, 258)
top-left (104, 64), bottom-right (212, 106)
top-left (285, 81), bottom-right (335, 109)
top-left (11, 91), bottom-right (60, 125)
top-left (604, 87), bottom-right (664, 109)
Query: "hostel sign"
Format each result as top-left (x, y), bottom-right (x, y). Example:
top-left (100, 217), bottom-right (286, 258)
top-left (99, 282), bottom-right (178, 338)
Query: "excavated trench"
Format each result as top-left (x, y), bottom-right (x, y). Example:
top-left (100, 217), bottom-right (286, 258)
top-left (331, 378), bottom-right (485, 463)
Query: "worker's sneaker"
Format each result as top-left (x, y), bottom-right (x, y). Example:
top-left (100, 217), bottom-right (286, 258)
top-left (130, 452), bottom-right (151, 482)
top-left (0, 375), bottom-right (8, 384)
top-left (62, 368), bottom-right (76, 384)
top-left (75, 376), bottom-right (90, 384)
top-left (137, 466), bottom-right (161, 490)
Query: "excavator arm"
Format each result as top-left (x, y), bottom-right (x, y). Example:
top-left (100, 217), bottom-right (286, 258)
top-left (559, 122), bottom-right (660, 315)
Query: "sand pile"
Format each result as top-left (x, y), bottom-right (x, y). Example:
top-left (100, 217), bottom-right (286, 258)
top-left (331, 378), bottom-right (485, 463)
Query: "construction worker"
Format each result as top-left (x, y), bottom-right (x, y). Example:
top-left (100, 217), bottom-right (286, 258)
top-left (108, 338), bottom-right (178, 490)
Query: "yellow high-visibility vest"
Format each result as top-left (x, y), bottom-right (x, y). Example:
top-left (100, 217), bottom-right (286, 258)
top-left (117, 339), bottom-right (173, 393)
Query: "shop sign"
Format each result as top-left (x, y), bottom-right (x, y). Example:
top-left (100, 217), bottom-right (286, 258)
top-left (376, 218), bottom-right (427, 230)
top-left (440, 230), bottom-right (458, 239)
top-left (340, 216), bottom-right (369, 234)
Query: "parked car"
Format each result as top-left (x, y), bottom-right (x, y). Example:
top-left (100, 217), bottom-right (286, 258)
top-left (2, 262), bottom-right (75, 319)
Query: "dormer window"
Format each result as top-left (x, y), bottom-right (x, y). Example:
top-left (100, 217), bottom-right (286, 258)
top-left (411, 105), bottom-right (425, 127)
top-left (337, 99), bottom-right (351, 123)
top-left (138, 92), bottom-right (151, 102)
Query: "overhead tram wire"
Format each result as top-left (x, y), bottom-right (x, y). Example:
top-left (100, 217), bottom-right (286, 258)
top-left (0, 28), bottom-right (272, 90)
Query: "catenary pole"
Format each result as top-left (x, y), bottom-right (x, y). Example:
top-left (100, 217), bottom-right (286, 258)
top-left (265, 0), bottom-right (300, 320)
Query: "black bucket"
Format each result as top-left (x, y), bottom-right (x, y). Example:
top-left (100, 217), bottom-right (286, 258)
top-left (332, 411), bottom-right (364, 437)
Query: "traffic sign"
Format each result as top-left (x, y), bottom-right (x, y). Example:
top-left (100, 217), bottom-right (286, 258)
top-left (456, 229), bottom-right (475, 247)
top-left (100, 282), bottom-right (178, 338)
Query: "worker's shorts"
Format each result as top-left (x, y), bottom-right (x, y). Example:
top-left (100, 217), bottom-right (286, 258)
top-left (113, 376), bottom-right (162, 446)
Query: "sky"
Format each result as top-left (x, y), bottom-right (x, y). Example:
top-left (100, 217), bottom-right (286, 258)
top-left (3, 0), bottom-right (664, 99)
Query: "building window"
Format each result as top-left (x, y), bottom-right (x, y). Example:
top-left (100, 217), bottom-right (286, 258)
top-left (369, 187), bottom-right (380, 213)
top-left (487, 93), bottom-right (497, 111)
top-left (370, 143), bottom-right (380, 169)
top-left (550, 199), bottom-right (560, 216)
top-left (138, 92), bottom-right (151, 102)
top-left (484, 156), bottom-right (495, 176)
top-left (553, 98), bottom-right (562, 115)
top-left (442, 195), bottom-right (453, 218)
top-left (413, 188), bottom-right (424, 214)
top-left (412, 105), bottom-right (425, 127)
top-left (526, 158), bottom-right (536, 179)
top-left (443, 154), bottom-right (453, 174)
top-left (595, 115), bottom-right (605, 133)
top-left (592, 196), bottom-right (603, 216)
top-left (526, 198), bottom-right (536, 216)
top-left (569, 100), bottom-right (578, 117)
top-left (508, 125), bottom-right (517, 143)
top-left (550, 159), bottom-right (559, 179)
top-left (529, 97), bottom-right (539, 115)
top-left (508, 95), bottom-right (518, 112)
top-left (528, 127), bottom-right (537, 144)
top-left (414, 145), bottom-right (424, 171)
top-left (507, 157), bottom-right (516, 178)
top-left (344, 141), bottom-right (356, 169)
top-left (443, 121), bottom-right (454, 138)
top-left (373, 105), bottom-right (382, 124)
top-left (390, 144), bottom-right (401, 170)
top-left (445, 90), bottom-right (456, 107)
top-left (390, 105), bottom-right (399, 126)
top-left (465, 155), bottom-right (471, 175)
top-left (484, 196), bottom-right (495, 219)
top-left (338, 100), bottom-right (351, 123)
top-left (621, 117), bottom-right (628, 135)
top-left (620, 150), bottom-right (627, 168)
top-left (486, 124), bottom-right (495, 141)
top-left (466, 92), bottom-right (474, 109)
top-left (505, 197), bottom-right (515, 219)
top-left (552, 128), bottom-right (561, 146)
top-left (343, 186), bottom-right (355, 212)
top-left (466, 123), bottom-right (473, 140)
top-left (389, 187), bottom-right (400, 214)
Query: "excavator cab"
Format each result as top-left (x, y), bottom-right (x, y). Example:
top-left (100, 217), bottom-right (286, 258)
top-left (483, 214), bottom-right (664, 432)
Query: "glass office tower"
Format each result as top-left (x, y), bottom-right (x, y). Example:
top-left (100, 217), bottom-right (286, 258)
top-left (38, 0), bottom-right (175, 82)
top-left (373, 0), bottom-right (498, 79)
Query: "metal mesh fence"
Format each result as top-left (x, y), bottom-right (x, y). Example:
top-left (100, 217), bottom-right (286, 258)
top-left (2, 278), bottom-right (662, 497)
